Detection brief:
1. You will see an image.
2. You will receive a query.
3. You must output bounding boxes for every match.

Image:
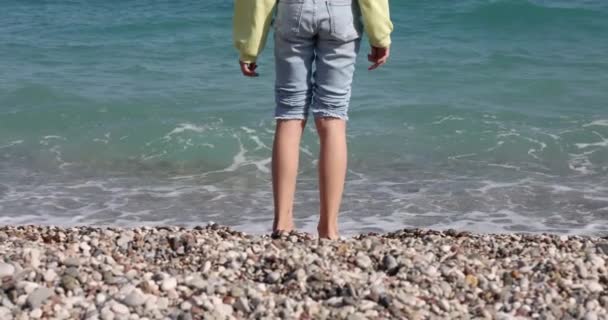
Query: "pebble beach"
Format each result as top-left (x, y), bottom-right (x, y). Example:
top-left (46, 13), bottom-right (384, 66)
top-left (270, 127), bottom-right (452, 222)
top-left (0, 224), bottom-right (607, 320)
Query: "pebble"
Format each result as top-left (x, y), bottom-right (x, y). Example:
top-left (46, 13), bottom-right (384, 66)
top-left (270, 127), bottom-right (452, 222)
top-left (100, 307), bottom-right (114, 320)
top-left (586, 281), bottom-right (603, 293)
top-left (63, 257), bottom-right (80, 267)
top-left (116, 235), bottom-right (132, 250)
top-left (161, 277), bottom-right (177, 291)
top-left (26, 287), bottom-right (54, 309)
top-left (180, 301), bottom-right (192, 310)
top-left (29, 308), bottom-right (43, 318)
top-left (0, 307), bottom-right (11, 317)
top-left (21, 281), bottom-right (39, 294)
top-left (24, 248), bottom-right (41, 269)
top-left (465, 274), bottom-right (478, 287)
top-left (347, 313), bottom-right (367, 320)
top-left (439, 299), bottom-right (450, 311)
top-left (96, 293), bottom-right (107, 305)
top-left (382, 255), bottom-right (398, 271)
top-left (230, 286), bottom-right (244, 298)
top-left (112, 302), bottom-right (130, 315)
top-left (61, 275), bottom-right (80, 291)
top-left (234, 297), bottom-right (251, 313)
top-left (584, 311), bottom-right (598, 320)
top-left (44, 269), bottom-right (57, 282)
top-left (178, 312), bottom-right (193, 320)
top-left (0, 225), bottom-right (605, 320)
top-left (356, 254), bottom-right (373, 269)
top-left (80, 242), bottom-right (91, 252)
top-left (266, 272), bottom-right (280, 284)
top-left (186, 276), bottom-right (206, 290)
top-left (0, 263), bottom-right (15, 277)
top-left (123, 290), bottom-right (147, 307)
top-left (157, 297), bottom-right (169, 310)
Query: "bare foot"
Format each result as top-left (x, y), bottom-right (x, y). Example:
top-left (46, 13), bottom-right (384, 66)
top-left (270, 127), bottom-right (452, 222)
top-left (317, 223), bottom-right (339, 240)
top-left (272, 220), bottom-right (294, 234)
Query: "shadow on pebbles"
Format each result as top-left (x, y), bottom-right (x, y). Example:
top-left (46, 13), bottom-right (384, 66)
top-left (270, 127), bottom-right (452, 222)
top-left (0, 224), bottom-right (607, 319)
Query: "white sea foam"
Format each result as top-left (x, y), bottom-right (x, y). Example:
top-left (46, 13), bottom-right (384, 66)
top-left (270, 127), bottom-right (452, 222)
top-left (300, 145), bottom-right (314, 157)
top-left (249, 135), bottom-right (268, 150)
top-left (448, 153), bottom-right (477, 160)
top-left (40, 135), bottom-right (66, 146)
top-left (474, 179), bottom-right (531, 194)
top-left (241, 126), bottom-right (256, 134)
top-left (582, 119), bottom-right (608, 127)
top-left (141, 150), bottom-right (167, 160)
top-left (0, 140), bottom-right (23, 149)
top-left (93, 132), bottom-right (111, 144)
top-left (568, 150), bottom-right (597, 175)
top-left (496, 131), bottom-right (520, 138)
top-left (42, 135), bottom-right (65, 140)
top-left (583, 195), bottom-right (608, 202)
top-left (549, 184), bottom-right (576, 192)
top-left (164, 123), bottom-right (209, 139)
top-left (486, 163), bottom-right (522, 171)
top-left (575, 132), bottom-right (608, 149)
top-left (224, 136), bottom-right (247, 172)
top-left (432, 115), bottom-right (465, 125)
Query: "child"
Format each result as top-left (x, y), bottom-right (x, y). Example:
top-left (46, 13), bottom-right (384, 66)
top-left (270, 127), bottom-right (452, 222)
top-left (233, 0), bottom-right (393, 239)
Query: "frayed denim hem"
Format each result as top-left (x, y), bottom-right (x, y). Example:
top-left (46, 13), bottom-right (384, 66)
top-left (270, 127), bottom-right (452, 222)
top-left (274, 115), bottom-right (308, 121)
top-left (312, 110), bottom-right (349, 121)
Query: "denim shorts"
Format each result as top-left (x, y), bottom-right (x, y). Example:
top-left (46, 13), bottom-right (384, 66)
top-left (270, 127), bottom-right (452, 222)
top-left (274, 0), bottom-right (363, 121)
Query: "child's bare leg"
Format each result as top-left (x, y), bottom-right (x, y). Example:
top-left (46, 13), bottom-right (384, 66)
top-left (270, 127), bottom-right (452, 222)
top-left (314, 117), bottom-right (347, 239)
top-left (272, 119), bottom-right (307, 232)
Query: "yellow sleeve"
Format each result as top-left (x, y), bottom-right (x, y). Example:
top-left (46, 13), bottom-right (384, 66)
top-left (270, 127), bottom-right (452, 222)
top-left (233, 0), bottom-right (276, 63)
top-left (358, 0), bottom-right (394, 48)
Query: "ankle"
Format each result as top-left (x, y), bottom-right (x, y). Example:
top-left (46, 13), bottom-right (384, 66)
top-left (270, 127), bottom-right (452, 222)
top-left (317, 222), bottom-right (339, 240)
top-left (273, 217), bottom-right (295, 232)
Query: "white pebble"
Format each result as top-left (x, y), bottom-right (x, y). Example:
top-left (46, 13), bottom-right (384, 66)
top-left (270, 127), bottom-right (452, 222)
top-left (29, 308), bottom-right (43, 319)
top-left (44, 269), bottom-right (57, 282)
top-left (161, 277), bottom-right (177, 291)
top-left (96, 293), bottom-right (107, 305)
top-left (586, 281), bottom-right (603, 293)
top-left (0, 263), bottom-right (15, 277)
top-left (356, 254), bottom-right (373, 269)
top-left (180, 301), bottom-right (192, 310)
top-left (111, 302), bottom-right (130, 315)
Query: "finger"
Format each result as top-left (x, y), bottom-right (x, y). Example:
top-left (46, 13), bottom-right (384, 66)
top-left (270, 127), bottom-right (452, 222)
top-left (243, 68), bottom-right (256, 77)
top-left (240, 63), bottom-right (258, 77)
top-left (248, 63), bottom-right (259, 76)
top-left (371, 58), bottom-right (387, 70)
top-left (240, 64), bottom-right (251, 76)
top-left (368, 56), bottom-right (388, 71)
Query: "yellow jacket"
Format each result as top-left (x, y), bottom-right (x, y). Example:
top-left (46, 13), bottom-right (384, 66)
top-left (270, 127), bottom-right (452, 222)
top-left (233, 0), bottom-right (393, 63)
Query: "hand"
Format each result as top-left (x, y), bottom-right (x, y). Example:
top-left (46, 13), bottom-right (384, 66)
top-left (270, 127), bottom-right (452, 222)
top-left (239, 61), bottom-right (259, 77)
top-left (368, 46), bottom-right (390, 71)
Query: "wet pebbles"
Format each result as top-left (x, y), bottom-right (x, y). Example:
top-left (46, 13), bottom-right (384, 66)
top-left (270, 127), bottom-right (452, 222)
top-left (0, 225), bottom-right (606, 319)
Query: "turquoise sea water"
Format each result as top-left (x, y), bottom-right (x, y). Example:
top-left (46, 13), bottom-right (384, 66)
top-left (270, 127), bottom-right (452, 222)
top-left (1, 0), bottom-right (607, 235)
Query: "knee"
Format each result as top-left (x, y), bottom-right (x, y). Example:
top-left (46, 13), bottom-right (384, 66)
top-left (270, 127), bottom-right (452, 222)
top-left (314, 117), bottom-right (346, 137)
